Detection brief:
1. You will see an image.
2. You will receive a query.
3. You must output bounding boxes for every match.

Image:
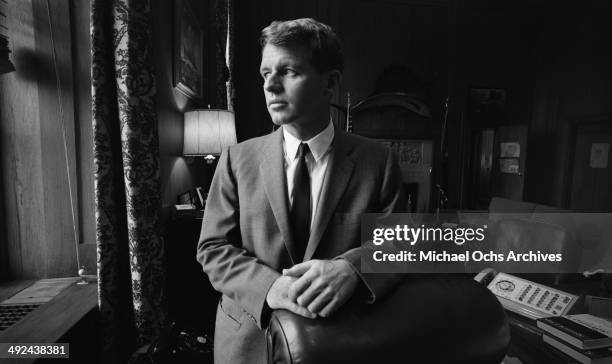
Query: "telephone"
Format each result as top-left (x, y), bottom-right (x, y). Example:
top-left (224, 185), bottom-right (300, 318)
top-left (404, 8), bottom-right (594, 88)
top-left (474, 268), bottom-right (579, 320)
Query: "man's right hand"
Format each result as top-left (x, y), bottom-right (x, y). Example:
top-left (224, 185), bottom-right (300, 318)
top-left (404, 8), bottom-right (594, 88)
top-left (266, 275), bottom-right (317, 319)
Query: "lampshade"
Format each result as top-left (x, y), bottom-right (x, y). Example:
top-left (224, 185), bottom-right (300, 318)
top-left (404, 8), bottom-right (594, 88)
top-left (183, 109), bottom-right (237, 157)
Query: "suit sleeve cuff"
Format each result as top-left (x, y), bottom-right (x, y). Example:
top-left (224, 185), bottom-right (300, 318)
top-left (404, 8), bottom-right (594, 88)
top-left (253, 270), bottom-right (281, 329)
top-left (336, 250), bottom-right (376, 303)
top-left (337, 248), bottom-right (404, 304)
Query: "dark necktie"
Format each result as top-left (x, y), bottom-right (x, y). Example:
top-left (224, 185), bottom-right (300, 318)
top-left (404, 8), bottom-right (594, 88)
top-left (290, 143), bottom-right (311, 261)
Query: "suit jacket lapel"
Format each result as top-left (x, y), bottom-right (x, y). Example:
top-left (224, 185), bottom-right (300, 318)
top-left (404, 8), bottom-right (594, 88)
top-left (304, 130), bottom-right (355, 260)
top-left (260, 128), bottom-right (298, 264)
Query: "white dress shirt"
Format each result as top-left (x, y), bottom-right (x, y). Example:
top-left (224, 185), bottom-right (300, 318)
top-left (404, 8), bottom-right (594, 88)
top-left (282, 121), bottom-right (334, 230)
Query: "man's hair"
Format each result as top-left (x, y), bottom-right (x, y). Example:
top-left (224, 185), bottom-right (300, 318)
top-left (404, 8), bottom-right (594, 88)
top-left (260, 18), bottom-right (343, 74)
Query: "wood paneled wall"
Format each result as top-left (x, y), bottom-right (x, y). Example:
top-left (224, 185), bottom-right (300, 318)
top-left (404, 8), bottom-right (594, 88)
top-left (0, 0), bottom-right (49, 278)
top-left (0, 152), bottom-right (7, 279)
top-left (0, 0), bottom-right (95, 279)
top-left (525, 1), bottom-right (612, 207)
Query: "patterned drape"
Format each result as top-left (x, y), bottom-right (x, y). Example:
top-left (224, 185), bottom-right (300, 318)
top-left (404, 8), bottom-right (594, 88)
top-left (211, 0), bottom-right (234, 111)
top-left (226, 0), bottom-right (235, 112)
top-left (91, 0), bottom-right (166, 362)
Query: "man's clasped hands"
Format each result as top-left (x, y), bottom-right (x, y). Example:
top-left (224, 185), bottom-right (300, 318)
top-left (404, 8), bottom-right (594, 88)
top-left (265, 259), bottom-right (359, 319)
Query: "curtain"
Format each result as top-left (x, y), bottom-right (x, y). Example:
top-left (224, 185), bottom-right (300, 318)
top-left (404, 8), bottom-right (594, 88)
top-left (91, 0), bottom-right (165, 362)
top-left (226, 0), bottom-right (235, 112)
top-left (211, 0), bottom-right (234, 111)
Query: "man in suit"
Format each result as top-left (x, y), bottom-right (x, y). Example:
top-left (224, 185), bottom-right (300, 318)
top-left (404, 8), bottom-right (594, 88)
top-left (197, 18), bottom-right (406, 364)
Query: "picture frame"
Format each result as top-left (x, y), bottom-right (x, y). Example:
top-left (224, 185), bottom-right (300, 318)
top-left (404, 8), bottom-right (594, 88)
top-left (375, 139), bottom-right (433, 212)
top-left (500, 142), bottom-right (520, 158)
top-left (468, 87), bottom-right (507, 120)
top-left (375, 139), bottom-right (432, 166)
top-left (177, 190), bottom-right (195, 206)
top-left (499, 158), bottom-right (520, 174)
top-left (173, 0), bottom-right (203, 99)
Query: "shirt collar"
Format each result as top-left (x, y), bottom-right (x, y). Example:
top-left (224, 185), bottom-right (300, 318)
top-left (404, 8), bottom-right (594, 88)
top-left (283, 121), bottom-right (334, 162)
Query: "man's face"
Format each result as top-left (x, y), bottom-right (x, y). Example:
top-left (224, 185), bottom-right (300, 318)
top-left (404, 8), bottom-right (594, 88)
top-left (260, 44), bottom-right (331, 128)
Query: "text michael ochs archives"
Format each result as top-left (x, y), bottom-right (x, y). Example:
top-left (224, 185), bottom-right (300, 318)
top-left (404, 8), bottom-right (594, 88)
top-left (368, 224), bottom-right (563, 264)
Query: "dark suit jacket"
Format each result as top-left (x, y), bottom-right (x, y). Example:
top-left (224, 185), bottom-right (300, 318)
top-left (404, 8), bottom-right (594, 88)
top-left (197, 127), bottom-right (405, 364)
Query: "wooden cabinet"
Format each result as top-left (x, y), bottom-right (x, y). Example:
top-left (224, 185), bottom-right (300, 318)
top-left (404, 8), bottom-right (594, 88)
top-left (165, 212), bottom-right (219, 335)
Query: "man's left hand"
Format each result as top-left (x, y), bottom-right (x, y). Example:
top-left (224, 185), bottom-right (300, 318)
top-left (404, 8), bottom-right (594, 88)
top-left (283, 259), bottom-right (358, 317)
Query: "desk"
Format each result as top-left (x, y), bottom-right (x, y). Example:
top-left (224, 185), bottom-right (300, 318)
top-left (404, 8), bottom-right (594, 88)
top-left (504, 274), bottom-right (612, 363)
top-left (505, 313), bottom-right (576, 363)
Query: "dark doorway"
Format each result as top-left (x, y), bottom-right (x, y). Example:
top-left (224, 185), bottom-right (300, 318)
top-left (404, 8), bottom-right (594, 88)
top-left (468, 125), bottom-right (528, 209)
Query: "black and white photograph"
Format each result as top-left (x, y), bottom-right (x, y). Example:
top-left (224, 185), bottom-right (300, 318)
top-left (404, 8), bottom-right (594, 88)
top-left (0, 0), bottom-right (611, 363)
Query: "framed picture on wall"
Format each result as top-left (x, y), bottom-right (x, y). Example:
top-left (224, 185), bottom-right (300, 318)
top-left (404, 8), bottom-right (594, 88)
top-left (375, 139), bottom-right (433, 212)
top-left (173, 0), bottom-right (203, 99)
top-left (468, 88), bottom-right (507, 121)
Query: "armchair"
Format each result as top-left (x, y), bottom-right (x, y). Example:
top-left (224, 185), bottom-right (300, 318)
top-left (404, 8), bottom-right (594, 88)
top-left (266, 276), bottom-right (510, 364)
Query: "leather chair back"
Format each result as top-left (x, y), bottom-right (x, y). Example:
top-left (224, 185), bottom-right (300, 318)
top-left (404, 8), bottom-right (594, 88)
top-left (267, 276), bottom-right (510, 364)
